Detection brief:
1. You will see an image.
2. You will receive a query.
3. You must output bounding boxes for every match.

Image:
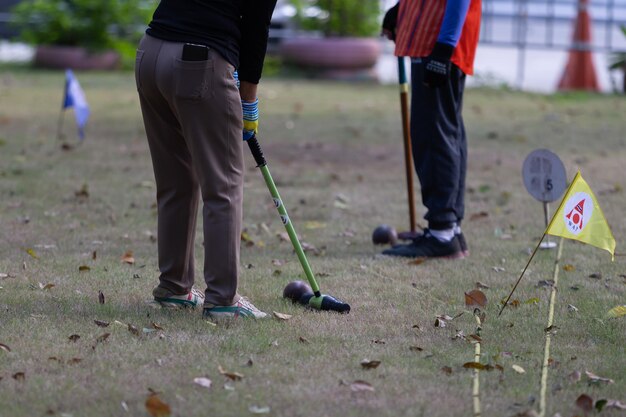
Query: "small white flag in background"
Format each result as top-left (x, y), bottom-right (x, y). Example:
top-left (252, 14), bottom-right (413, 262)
top-left (62, 69), bottom-right (90, 140)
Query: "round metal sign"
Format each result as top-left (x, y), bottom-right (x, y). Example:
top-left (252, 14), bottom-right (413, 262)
top-left (522, 149), bottom-right (567, 203)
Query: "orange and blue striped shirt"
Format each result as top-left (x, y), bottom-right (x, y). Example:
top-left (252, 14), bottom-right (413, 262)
top-left (395, 0), bottom-right (482, 75)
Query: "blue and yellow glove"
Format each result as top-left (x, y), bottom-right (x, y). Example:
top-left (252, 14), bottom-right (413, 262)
top-left (234, 70), bottom-right (259, 140)
top-left (242, 98), bottom-right (259, 141)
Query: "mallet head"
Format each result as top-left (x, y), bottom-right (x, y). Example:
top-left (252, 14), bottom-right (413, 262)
top-left (283, 280), bottom-right (313, 302)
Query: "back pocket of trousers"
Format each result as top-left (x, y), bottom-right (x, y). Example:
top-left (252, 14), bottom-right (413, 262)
top-left (174, 59), bottom-right (214, 100)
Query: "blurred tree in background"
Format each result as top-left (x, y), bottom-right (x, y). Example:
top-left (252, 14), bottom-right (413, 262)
top-left (11, 0), bottom-right (157, 67)
top-left (288, 0), bottom-right (380, 37)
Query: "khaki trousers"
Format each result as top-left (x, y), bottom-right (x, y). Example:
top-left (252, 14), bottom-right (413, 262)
top-left (135, 34), bottom-right (243, 306)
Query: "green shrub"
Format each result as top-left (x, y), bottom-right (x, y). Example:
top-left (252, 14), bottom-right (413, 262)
top-left (288, 0), bottom-right (380, 37)
top-left (11, 0), bottom-right (156, 51)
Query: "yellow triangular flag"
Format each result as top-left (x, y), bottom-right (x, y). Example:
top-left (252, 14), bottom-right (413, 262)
top-left (546, 171), bottom-right (616, 260)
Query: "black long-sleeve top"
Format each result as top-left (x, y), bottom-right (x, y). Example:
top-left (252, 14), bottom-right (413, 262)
top-left (146, 0), bottom-right (277, 84)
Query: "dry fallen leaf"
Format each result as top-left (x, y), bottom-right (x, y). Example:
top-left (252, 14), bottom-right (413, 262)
top-left (585, 371), bottom-right (614, 384)
top-left (121, 250), bottom-right (135, 265)
top-left (469, 334), bottom-right (482, 342)
top-left (300, 241), bottom-right (318, 253)
top-left (94, 320), bottom-right (110, 327)
top-left (463, 362), bottom-right (487, 370)
top-left (607, 305), bottom-right (626, 318)
top-left (249, 406), bottom-right (271, 414)
top-left (408, 257), bottom-right (427, 265)
top-left (544, 325), bottom-right (560, 334)
top-left (465, 289), bottom-right (487, 307)
top-left (568, 370), bottom-right (581, 382)
top-left (441, 366), bottom-right (453, 375)
top-left (79, 265), bottom-right (90, 272)
top-left (350, 380), bottom-right (375, 392)
top-left (563, 264), bottom-right (575, 272)
top-left (12, 372), bottom-right (25, 381)
top-left (75, 184), bottom-right (89, 198)
top-left (605, 400), bottom-right (626, 410)
top-left (512, 364), bottom-right (526, 374)
top-left (68, 334), bottom-right (80, 343)
top-left (475, 281), bottom-right (490, 289)
top-left (25, 248), bottom-right (38, 259)
top-left (272, 311), bottom-right (292, 321)
top-left (469, 211), bottom-right (489, 221)
top-left (0, 343), bottom-right (11, 352)
top-left (128, 324), bottom-right (140, 336)
top-left (303, 221), bottom-right (326, 230)
top-left (360, 360), bottom-right (381, 370)
top-left (240, 231), bottom-right (254, 245)
top-left (298, 336), bottom-right (310, 344)
top-left (193, 377), bottom-right (212, 389)
top-left (67, 358), bottom-right (82, 365)
top-left (96, 333), bottom-right (110, 344)
top-left (98, 290), bottom-right (105, 304)
top-left (218, 365), bottom-right (243, 381)
top-left (537, 279), bottom-right (555, 288)
top-left (575, 393), bottom-right (594, 412)
top-left (145, 394), bottom-right (171, 417)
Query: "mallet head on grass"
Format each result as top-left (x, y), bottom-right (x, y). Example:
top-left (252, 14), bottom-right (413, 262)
top-left (283, 280), bottom-right (312, 302)
top-left (283, 280), bottom-right (351, 314)
top-left (372, 224), bottom-right (398, 245)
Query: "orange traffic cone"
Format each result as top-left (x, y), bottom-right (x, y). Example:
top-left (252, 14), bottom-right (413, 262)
top-left (558, 0), bottom-right (600, 91)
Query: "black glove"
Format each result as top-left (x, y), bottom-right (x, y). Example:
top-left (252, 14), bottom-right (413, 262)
top-left (381, 3), bottom-right (399, 41)
top-left (423, 42), bottom-right (455, 88)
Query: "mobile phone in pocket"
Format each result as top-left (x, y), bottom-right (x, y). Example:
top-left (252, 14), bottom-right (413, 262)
top-left (182, 43), bottom-right (209, 61)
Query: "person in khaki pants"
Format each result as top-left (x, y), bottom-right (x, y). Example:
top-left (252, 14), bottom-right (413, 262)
top-left (135, 0), bottom-right (277, 319)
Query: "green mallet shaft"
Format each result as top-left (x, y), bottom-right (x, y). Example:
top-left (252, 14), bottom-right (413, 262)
top-left (260, 164), bottom-right (321, 294)
top-left (245, 135), bottom-right (350, 313)
top-left (246, 135), bottom-right (321, 295)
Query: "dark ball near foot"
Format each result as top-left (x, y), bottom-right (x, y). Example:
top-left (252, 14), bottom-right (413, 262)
top-left (283, 280), bottom-right (313, 302)
top-left (372, 224), bottom-right (398, 245)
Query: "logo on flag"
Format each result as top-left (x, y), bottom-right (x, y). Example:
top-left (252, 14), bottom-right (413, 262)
top-left (563, 192), bottom-right (593, 234)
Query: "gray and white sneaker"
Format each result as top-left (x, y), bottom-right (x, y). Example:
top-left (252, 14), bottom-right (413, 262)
top-left (203, 297), bottom-right (268, 319)
top-left (153, 288), bottom-right (205, 309)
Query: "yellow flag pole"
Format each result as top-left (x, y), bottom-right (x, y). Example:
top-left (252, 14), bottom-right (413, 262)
top-left (472, 311), bottom-right (483, 417)
top-left (538, 236), bottom-right (564, 417)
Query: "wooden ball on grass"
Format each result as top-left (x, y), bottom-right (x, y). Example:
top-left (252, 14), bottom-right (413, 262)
top-left (283, 280), bottom-right (313, 302)
top-left (372, 224), bottom-right (398, 245)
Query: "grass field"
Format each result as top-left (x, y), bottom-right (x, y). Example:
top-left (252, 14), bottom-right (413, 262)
top-left (0, 67), bottom-right (625, 417)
